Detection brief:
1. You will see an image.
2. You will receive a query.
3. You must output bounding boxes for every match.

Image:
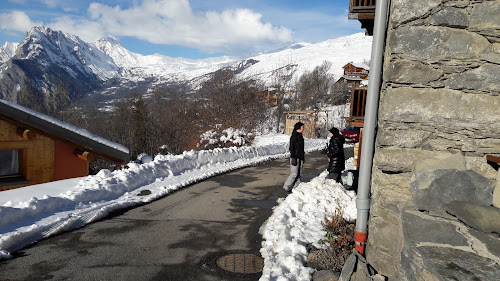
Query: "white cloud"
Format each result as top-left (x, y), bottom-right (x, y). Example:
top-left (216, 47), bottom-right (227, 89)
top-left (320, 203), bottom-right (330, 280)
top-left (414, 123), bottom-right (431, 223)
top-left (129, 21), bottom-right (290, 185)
top-left (50, 0), bottom-right (293, 54)
top-left (0, 11), bottom-right (42, 32)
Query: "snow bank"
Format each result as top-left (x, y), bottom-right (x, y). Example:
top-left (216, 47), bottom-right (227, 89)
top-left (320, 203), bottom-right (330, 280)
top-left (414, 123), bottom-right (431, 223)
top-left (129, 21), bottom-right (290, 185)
top-left (0, 135), bottom-right (325, 258)
top-left (259, 171), bottom-right (357, 281)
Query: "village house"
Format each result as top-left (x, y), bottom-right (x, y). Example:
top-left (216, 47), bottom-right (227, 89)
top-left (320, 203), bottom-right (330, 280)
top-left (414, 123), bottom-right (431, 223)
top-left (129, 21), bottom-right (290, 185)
top-left (0, 99), bottom-right (129, 191)
top-left (332, 62), bottom-right (369, 105)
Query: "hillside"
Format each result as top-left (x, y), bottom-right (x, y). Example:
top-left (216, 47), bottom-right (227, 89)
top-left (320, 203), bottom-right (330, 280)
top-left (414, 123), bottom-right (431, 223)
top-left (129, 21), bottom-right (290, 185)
top-left (0, 26), bottom-right (371, 108)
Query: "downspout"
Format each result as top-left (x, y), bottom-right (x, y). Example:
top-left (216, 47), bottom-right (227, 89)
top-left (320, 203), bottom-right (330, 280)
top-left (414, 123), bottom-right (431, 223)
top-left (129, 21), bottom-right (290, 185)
top-left (355, 0), bottom-right (390, 255)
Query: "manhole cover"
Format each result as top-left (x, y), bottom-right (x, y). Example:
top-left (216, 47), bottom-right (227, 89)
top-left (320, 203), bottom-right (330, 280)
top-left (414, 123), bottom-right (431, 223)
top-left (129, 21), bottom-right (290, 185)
top-left (216, 253), bottom-right (264, 274)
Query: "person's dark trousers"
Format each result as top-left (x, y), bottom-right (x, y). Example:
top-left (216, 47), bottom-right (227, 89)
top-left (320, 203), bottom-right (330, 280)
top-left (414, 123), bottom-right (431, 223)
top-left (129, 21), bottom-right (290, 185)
top-left (328, 172), bottom-right (342, 183)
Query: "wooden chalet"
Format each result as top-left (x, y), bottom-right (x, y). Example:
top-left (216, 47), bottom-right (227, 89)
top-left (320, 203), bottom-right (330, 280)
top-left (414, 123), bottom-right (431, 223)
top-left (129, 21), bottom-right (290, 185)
top-left (259, 88), bottom-right (283, 106)
top-left (343, 62), bottom-right (369, 79)
top-left (0, 99), bottom-right (129, 191)
top-left (348, 0), bottom-right (376, 35)
top-left (333, 62), bottom-right (369, 104)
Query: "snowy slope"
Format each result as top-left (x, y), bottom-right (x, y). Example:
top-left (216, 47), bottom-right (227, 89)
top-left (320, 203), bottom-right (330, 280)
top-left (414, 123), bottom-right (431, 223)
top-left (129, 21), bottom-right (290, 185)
top-left (0, 26), bottom-right (371, 106)
top-left (236, 33), bottom-right (372, 86)
top-left (94, 36), bottom-right (233, 80)
top-left (0, 42), bottom-right (19, 63)
top-left (15, 26), bottom-right (119, 80)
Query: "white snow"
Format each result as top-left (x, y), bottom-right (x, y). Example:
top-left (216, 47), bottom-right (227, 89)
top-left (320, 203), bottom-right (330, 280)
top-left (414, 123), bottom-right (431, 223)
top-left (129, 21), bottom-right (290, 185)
top-left (0, 134), bottom-right (357, 281)
top-left (0, 42), bottom-right (19, 63)
top-left (236, 33), bottom-right (372, 87)
top-left (259, 169), bottom-right (356, 281)
top-left (0, 99), bottom-right (129, 154)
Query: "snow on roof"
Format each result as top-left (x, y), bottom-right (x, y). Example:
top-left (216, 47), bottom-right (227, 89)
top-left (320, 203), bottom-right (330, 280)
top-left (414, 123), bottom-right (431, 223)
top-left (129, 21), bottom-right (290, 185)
top-left (0, 99), bottom-right (129, 161)
top-left (344, 76), bottom-right (363, 81)
top-left (351, 62), bottom-right (370, 70)
top-left (343, 62), bottom-right (370, 71)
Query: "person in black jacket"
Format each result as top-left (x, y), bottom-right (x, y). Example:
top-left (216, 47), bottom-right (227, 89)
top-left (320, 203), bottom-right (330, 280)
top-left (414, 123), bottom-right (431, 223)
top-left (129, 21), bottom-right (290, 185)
top-left (327, 127), bottom-right (345, 183)
top-left (283, 122), bottom-right (305, 192)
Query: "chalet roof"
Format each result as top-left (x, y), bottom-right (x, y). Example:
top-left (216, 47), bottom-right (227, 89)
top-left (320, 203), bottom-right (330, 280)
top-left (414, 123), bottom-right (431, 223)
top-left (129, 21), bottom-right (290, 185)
top-left (0, 99), bottom-right (129, 163)
top-left (342, 76), bottom-right (364, 81)
top-left (343, 62), bottom-right (370, 71)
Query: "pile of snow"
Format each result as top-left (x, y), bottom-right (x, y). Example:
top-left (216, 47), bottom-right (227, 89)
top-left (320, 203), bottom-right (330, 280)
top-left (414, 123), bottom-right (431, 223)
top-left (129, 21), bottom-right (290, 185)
top-left (259, 170), bottom-right (357, 281)
top-left (0, 134), bottom-right (325, 259)
top-left (198, 127), bottom-right (252, 149)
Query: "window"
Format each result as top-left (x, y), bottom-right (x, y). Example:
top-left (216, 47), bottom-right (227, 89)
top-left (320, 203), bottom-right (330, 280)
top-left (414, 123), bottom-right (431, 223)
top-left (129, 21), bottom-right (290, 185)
top-left (0, 150), bottom-right (20, 177)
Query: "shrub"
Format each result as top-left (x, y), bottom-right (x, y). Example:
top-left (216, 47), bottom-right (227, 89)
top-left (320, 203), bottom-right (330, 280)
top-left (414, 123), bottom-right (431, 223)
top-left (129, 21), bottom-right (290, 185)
top-left (307, 208), bottom-right (355, 272)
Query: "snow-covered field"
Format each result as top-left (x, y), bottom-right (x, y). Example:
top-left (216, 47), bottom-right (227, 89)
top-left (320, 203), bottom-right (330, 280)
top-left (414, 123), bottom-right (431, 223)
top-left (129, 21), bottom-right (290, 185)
top-left (0, 134), bottom-right (357, 281)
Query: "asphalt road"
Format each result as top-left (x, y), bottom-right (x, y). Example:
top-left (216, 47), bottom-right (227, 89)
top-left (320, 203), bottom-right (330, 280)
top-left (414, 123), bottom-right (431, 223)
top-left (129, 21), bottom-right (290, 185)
top-left (0, 150), bottom-right (342, 281)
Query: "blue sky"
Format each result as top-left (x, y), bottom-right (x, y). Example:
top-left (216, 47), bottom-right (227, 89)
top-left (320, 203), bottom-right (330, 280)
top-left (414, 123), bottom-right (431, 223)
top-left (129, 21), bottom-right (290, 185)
top-left (0, 0), bottom-right (363, 59)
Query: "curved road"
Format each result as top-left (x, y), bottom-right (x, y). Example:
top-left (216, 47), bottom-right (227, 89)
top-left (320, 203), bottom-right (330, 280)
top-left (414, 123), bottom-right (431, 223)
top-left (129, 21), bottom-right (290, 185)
top-left (0, 150), bottom-right (342, 281)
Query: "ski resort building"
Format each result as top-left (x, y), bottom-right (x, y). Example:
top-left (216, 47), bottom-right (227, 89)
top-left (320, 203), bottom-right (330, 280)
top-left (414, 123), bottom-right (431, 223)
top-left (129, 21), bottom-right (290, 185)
top-left (0, 99), bottom-right (129, 191)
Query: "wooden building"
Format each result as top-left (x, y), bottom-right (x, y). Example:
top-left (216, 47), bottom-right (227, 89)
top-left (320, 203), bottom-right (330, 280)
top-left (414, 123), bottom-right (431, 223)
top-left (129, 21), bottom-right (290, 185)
top-left (343, 62), bottom-right (370, 79)
top-left (348, 0), bottom-right (376, 35)
top-left (333, 63), bottom-right (369, 105)
top-left (259, 88), bottom-right (283, 106)
top-left (285, 110), bottom-right (329, 139)
top-left (0, 99), bottom-right (129, 191)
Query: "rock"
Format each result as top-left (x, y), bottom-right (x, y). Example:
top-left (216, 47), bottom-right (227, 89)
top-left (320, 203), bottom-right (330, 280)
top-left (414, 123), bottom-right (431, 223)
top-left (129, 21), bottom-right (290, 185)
top-left (410, 169), bottom-right (494, 213)
top-left (391, 26), bottom-right (491, 61)
top-left (400, 210), bottom-right (500, 280)
top-left (390, 0), bottom-right (441, 25)
top-left (380, 87), bottom-right (500, 125)
top-left (413, 152), bottom-right (466, 177)
top-left (470, 1), bottom-right (500, 42)
top-left (493, 169), bottom-right (500, 208)
top-left (384, 60), bottom-right (443, 85)
top-left (313, 270), bottom-right (340, 281)
top-left (374, 148), bottom-right (459, 174)
top-left (468, 228), bottom-right (500, 258)
top-left (447, 64), bottom-right (500, 92)
top-left (402, 211), bottom-right (469, 248)
top-left (445, 201), bottom-right (500, 233)
top-left (401, 246), bottom-right (500, 281)
top-left (428, 7), bottom-right (469, 28)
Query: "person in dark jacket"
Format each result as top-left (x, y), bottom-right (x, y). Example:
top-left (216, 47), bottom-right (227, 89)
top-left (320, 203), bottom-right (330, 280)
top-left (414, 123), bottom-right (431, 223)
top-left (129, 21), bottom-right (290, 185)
top-left (327, 127), bottom-right (345, 183)
top-left (283, 122), bottom-right (305, 192)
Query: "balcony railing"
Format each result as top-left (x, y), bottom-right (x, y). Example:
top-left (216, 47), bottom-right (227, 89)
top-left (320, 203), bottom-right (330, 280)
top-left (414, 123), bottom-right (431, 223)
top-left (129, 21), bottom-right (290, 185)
top-left (349, 0), bottom-right (376, 12)
top-left (348, 0), bottom-right (376, 35)
top-left (349, 0), bottom-right (376, 17)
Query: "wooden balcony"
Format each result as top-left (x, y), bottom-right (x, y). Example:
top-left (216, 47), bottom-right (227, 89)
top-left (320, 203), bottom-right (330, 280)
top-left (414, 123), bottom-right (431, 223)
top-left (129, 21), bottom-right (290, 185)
top-left (348, 0), bottom-right (376, 35)
top-left (349, 87), bottom-right (367, 127)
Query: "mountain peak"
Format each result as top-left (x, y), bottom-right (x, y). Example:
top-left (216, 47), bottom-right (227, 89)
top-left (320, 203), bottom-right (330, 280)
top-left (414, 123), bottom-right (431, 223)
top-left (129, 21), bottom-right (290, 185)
top-left (96, 36), bottom-right (121, 46)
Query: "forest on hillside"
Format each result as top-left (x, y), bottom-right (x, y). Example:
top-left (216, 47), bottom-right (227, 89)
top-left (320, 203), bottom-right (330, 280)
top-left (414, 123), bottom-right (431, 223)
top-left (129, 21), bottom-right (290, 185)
top-left (16, 61), bottom-right (351, 172)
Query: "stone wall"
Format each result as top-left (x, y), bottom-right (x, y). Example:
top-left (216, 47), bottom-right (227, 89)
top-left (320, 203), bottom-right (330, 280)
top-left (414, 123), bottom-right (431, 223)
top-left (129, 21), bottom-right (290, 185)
top-left (366, 0), bottom-right (500, 279)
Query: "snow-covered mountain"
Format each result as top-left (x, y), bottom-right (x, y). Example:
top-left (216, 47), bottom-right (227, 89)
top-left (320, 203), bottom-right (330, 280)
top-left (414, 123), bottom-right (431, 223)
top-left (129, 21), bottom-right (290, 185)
top-left (236, 33), bottom-right (372, 86)
top-left (0, 42), bottom-right (19, 63)
top-left (0, 26), bottom-right (371, 108)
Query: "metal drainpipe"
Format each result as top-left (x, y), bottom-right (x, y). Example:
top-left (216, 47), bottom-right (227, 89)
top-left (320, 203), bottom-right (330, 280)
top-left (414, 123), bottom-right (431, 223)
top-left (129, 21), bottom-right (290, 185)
top-left (355, 0), bottom-right (390, 256)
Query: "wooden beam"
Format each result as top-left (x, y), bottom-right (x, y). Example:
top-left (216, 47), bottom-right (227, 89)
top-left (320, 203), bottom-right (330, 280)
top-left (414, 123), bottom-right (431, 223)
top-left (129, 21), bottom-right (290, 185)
top-left (16, 128), bottom-right (35, 140)
top-left (486, 155), bottom-right (500, 164)
top-left (74, 149), bottom-right (95, 162)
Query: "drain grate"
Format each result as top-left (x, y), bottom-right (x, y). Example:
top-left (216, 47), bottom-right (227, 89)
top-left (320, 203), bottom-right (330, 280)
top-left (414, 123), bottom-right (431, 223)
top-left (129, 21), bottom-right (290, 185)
top-left (216, 253), bottom-right (264, 274)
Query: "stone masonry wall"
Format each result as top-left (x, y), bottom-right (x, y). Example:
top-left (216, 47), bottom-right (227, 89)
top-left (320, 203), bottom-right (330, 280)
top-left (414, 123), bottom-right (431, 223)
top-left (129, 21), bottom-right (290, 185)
top-left (366, 0), bottom-right (500, 279)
